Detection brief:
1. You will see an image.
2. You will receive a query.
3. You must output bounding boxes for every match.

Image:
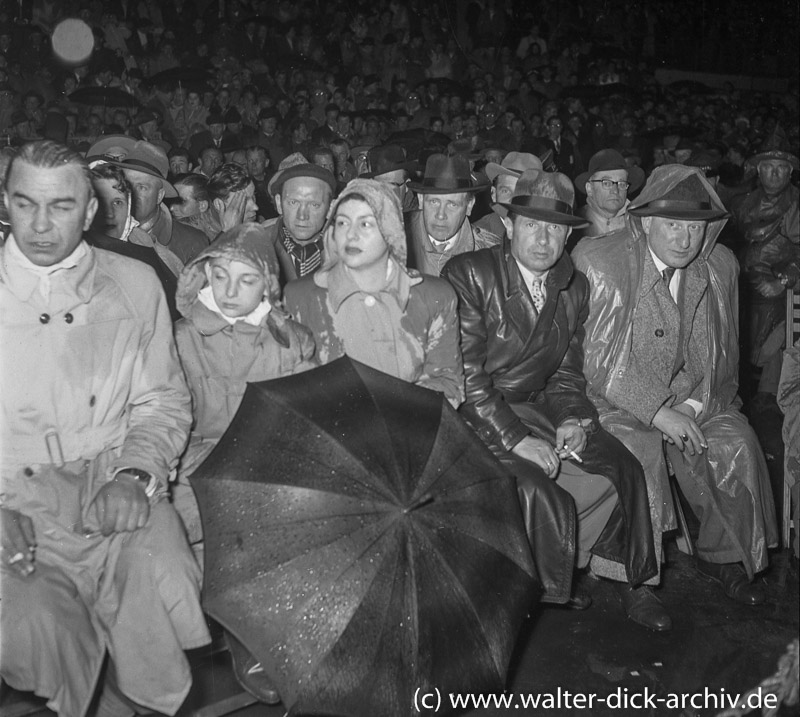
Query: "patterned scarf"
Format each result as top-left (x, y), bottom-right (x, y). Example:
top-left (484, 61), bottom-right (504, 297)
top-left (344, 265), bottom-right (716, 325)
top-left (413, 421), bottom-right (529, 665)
top-left (282, 227), bottom-right (323, 278)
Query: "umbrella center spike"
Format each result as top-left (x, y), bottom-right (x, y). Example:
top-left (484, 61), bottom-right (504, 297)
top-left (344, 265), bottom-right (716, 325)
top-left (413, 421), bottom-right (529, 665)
top-left (403, 492), bottom-right (435, 514)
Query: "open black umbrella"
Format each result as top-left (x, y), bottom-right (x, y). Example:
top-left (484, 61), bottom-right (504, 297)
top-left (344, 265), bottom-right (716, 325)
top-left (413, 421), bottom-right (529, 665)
top-left (68, 87), bottom-right (140, 109)
top-left (190, 357), bottom-right (539, 717)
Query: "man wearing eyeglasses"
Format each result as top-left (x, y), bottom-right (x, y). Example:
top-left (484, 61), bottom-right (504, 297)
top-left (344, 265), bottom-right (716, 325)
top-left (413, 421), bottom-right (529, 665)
top-left (573, 149), bottom-right (645, 244)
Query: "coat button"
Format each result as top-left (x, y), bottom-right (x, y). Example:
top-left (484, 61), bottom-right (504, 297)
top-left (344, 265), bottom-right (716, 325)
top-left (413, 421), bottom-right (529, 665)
top-left (39, 313), bottom-right (50, 324)
top-left (364, 295), bottom-right (376, 307)
top-left (23, 466), bottom-right (34, 477)
top-left (64, 312), bottom-right (74, 323)
top-left (655, 328), bottom-right (664, 337)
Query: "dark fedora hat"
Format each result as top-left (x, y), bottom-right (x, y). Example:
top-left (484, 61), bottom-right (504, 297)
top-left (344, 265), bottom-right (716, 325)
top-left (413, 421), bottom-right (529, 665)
top-left (575, 148), bottom-right (645, 193)
top-left (499, 170), bottom-right (589, 227)
top-left (361, 144), bottom-right (418, 178)
top-left (628, 171), bottom-right (728, 221)
top-left (407, 153), bottom-right (488, 194)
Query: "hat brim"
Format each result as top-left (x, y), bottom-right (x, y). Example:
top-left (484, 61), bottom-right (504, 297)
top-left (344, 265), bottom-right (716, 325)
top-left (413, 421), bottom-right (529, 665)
top-left (745, 151), bottom-right (799, 171)
top-left (112, 161), bottom-right (177, 198)
top-left (361, 161), bottom-right (419, 178)
top-left (575, 165), bottom-right (645, 194)
top-left (628, 206), bottom-right (728, 220)
top-left (408, 178), bottom-right (489, 194)
top-left (500, 202), bottom-right (589, 227)
top-left (485, 162), bottom-right (524, 182)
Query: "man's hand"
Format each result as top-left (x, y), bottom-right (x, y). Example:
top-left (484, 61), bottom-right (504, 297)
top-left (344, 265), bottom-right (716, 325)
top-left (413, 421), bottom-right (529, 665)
top-left (556, 421), bottom-right (587, 460)
top-left (218, 189), bottom-right (248, 231)
top-left (652, 405), bottom-right (706, 456)
top-left (1, 506), bottom-right (36, 576)
top-left (90, 474), bottom-right (150, 536)
top-left (512, 436), bottom-right (560, 478)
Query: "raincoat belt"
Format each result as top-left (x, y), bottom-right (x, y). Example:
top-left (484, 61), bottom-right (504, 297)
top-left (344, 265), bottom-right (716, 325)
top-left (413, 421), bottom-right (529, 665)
top-left (2, 421), bottom-right (128, 470)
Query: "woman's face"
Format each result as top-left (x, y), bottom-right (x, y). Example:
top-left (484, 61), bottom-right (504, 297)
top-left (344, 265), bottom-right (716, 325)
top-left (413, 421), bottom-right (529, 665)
top-left (207, 258), bottom-right (267, 318)
top-left (333, 198), bottom-right (390, 272)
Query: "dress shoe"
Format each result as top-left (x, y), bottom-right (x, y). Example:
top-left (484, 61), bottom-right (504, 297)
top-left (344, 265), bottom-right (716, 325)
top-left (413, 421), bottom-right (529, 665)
top-left (617, 584), bottom-right (672, 631)
top-left (226, 632), bottom-right (281, 704)
top-left (696, 560), bottom-right (766, 605)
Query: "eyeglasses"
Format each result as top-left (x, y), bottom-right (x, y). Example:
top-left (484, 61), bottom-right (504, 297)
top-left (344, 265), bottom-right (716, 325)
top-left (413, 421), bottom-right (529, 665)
top-left (590, 179), bottom-right (631, 190)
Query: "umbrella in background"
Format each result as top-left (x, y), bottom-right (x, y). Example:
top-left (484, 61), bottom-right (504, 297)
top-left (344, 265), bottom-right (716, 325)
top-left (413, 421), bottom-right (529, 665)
top-left (190, 357), bottom-right (539, 717)
top-left (68, 87), bottom-right (140, 109)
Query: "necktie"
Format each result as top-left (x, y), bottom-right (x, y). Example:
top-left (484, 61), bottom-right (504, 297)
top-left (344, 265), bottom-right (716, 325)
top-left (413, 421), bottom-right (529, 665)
top-left (662, 267), bottom-right (676, 303)
top-left (530, 278), bottom-right (545, 313)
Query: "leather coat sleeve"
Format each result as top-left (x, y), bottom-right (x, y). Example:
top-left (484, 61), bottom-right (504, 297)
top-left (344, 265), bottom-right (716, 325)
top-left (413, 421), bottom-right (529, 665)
top-left (444, 259), bottom-right (530, 452)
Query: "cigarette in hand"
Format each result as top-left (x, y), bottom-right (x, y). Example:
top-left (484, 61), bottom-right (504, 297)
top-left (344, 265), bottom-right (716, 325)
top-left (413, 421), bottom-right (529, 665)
top-left (8, 552), bottom-right (25, 565)
top-left (568, 450), bottom-right (583, 463)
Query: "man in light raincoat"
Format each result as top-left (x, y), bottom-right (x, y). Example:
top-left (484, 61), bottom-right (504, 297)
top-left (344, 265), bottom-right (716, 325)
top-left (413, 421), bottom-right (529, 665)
top-left (0, 140), bottom-right (210, 716)
top-left (573, 165), bottom-right (778, 607)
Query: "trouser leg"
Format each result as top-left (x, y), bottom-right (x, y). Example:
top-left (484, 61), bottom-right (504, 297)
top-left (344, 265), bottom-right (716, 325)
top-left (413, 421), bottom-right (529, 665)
top-left (556, 461), bottom-right (618, 569)
top-left (0, 561), bottom-right (104, 717)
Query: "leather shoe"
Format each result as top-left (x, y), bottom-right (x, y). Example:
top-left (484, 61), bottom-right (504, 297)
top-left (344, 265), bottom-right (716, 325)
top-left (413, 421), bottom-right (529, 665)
top-left (226, 632), bottom-right (281, 704)
top-left (617, 584), bottom-right (672, 631)
top-left (696, 560), bottom-right (766, 605)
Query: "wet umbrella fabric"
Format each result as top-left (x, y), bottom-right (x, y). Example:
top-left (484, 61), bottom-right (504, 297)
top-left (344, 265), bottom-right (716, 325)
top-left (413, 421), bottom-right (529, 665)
top-left (190, 357), bottom-right (539, 717)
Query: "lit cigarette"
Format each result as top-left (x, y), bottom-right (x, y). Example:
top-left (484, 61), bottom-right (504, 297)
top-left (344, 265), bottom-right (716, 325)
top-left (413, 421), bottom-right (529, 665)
top-left (568, 450), bottom-right (583, 463)
top-left (8, 552), bottom-right (25, 565)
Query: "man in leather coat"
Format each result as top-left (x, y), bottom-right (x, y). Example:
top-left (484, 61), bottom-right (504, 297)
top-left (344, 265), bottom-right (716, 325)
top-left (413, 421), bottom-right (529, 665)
top-left (443, 170), bottom-right (662, 629)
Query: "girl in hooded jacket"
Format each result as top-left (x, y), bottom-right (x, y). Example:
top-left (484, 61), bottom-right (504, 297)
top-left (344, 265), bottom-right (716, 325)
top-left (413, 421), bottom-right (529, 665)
top-left (173, 222), bottom-right (315, 705)
top-left (172, 222), bottom-right (316, 543)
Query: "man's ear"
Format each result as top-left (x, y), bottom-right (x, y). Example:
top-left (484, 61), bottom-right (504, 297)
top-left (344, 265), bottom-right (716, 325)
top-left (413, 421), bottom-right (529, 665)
top-left (212, 197), bottom-right (224, 214)
top-left (466, 195), bottom-right (476, 216)
top-left (157, 187), bottom-right (165, 204)
top-left (490, 186), bottom-right (497, 204)
top-left (199, 199), bottom-right (209, 213)
top-left (83, 196), bottom-right (99, 231)
top-left (275, 194), bottom-right (284, 216)
top-left (641, 216), bottom-right (652, 234)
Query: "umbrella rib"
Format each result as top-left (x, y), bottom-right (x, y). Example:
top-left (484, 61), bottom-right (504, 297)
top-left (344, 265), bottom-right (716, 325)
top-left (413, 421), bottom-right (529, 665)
top-left (264, 442), bottom-right (399, 503)
top-left (410, 525), bottom-right (504, 674)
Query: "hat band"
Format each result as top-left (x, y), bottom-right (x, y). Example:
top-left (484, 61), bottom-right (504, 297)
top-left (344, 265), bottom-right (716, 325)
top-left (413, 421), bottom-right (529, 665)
top-left (646, 199), bottom-right (711, 211)
top-left (421, 176), bottom-right (474, 189)
top-left (509, 196), bottom-right (574, 215)
top-left (120, 157), bottom-right (165, 179)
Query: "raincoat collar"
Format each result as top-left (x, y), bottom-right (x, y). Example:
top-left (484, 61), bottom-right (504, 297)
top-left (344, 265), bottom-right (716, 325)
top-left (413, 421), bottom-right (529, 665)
top-left (315, 257), bottom-right (421, 313)
top-left (1, 234), bottom-right (95, 306)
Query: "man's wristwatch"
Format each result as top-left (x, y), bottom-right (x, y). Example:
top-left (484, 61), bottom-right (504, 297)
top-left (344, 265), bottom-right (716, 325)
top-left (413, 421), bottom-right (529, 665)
top-left (114, 468), bottom-right (158, 498)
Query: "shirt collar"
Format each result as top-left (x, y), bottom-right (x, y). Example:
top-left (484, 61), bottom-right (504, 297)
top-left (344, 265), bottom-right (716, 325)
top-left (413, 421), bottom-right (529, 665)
top-left (514, 257), bottom-right (549, 290)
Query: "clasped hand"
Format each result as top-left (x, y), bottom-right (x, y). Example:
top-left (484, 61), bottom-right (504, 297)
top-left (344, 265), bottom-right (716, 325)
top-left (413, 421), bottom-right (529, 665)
top-left (652, 404), bottom-right (707, 456)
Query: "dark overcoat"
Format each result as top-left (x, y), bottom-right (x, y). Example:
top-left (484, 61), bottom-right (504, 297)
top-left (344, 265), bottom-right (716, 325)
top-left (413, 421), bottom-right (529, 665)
top-left (444, 240), bottom-right (658, 600)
